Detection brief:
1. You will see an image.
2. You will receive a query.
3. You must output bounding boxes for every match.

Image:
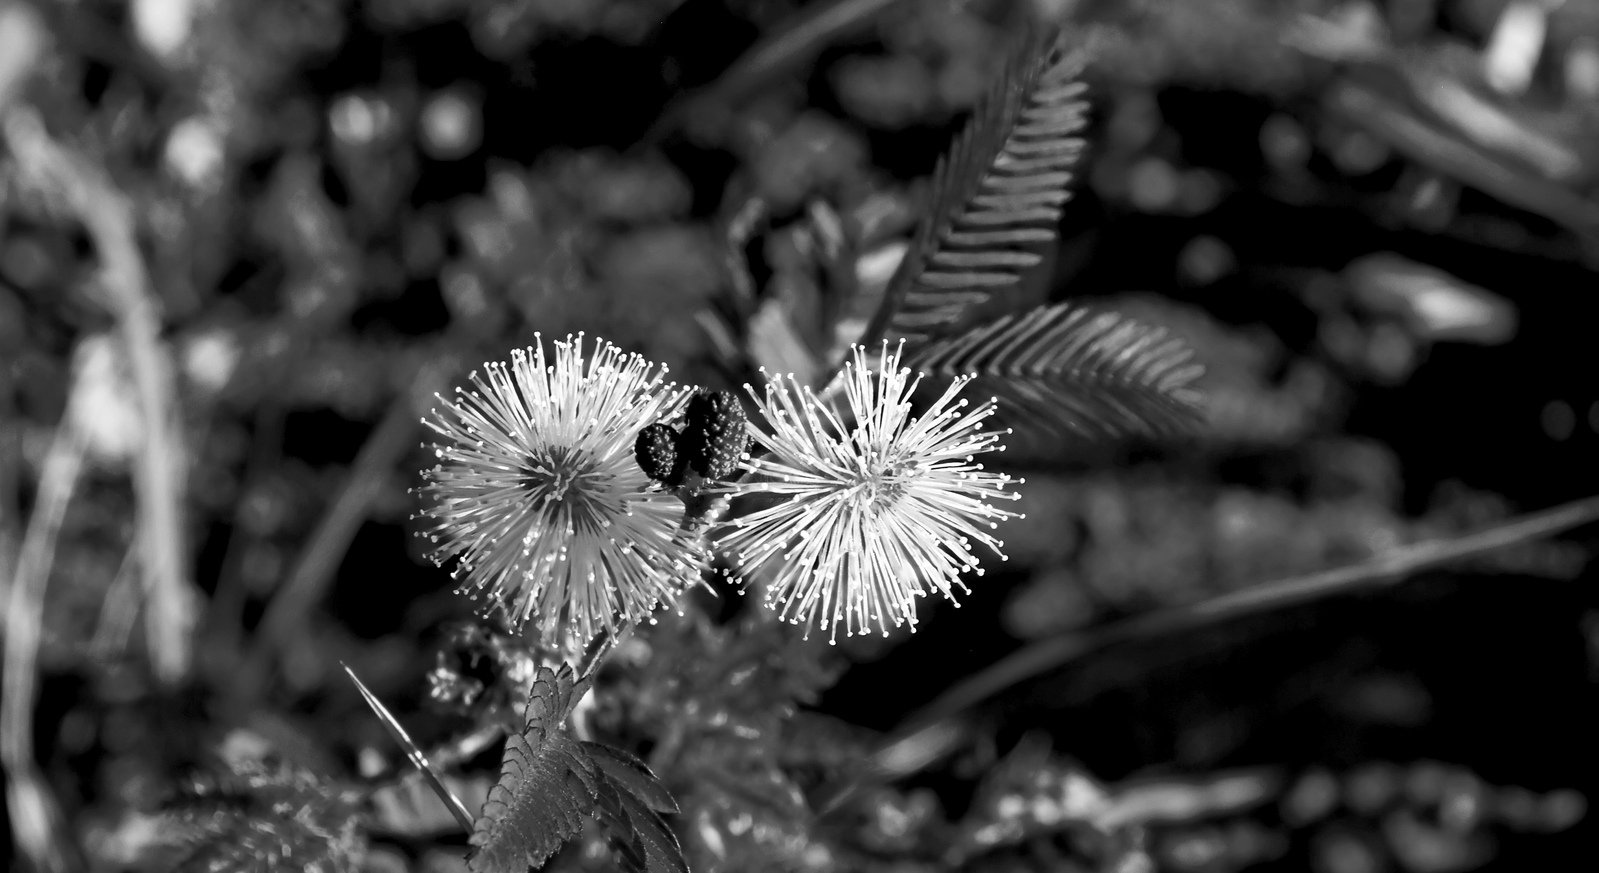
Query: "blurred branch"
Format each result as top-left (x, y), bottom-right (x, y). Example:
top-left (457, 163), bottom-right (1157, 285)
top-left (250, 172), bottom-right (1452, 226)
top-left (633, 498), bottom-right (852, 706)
top-left (1291, 11), bottom-right (1599, 259)
top-left (1325, 80), bottom-right (1599, 257)
top-left (0, 3), bottom-right (43, 112)
top-left (200, 404), bottom-right (284, 665)
top-left (861, 492), bottom-right (1599, 789)
top-left (647, 0), bottom-right (902, 143)
top-left (88, 543), bottom-right (142, 660)
top-left (2, 368), bottom-right (88, 873)
top-left (0, 0), bottom-right (44, 615)
top-left (244, 357), bottom-right (455, 686)
top-left (0, 15), bottom-right (71, 865)
top-left (2, 107), bottom-right (197, 683)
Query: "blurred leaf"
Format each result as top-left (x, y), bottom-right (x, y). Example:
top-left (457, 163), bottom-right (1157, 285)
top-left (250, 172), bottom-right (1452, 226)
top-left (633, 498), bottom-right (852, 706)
top-left (600, 613), bottom-right (851, 871)
top-left (748, 293), bottom-right (826, 389)
top-left (142, 759), bottom-right (366, 873)
top-left (369, 774), bottom-right (493, 839)
top-left (1342, 253), bottom-right (1517, 346)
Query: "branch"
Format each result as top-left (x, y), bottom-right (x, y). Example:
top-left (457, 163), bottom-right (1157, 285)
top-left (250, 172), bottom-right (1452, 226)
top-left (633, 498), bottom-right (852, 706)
top-left (645, 0), bottom-right (900, 143)
top-left (3, 365), bottom-right (88, 873)
top-left (3, 108), bottom-right (197, 683)
top-left (861, 493), bottom-right (1599, 789)
top-left (241, 354), bottom-right (460, 691)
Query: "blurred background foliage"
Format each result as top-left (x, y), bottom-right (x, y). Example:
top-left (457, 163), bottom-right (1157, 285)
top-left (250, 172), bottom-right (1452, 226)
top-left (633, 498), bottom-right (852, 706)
top-left (1, 0), bottom-right (1598, 870)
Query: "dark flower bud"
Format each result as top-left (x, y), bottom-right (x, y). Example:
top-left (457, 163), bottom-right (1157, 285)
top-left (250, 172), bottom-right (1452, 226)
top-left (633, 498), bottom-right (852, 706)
top-left (682, 390), bottom-right (749, 480)
top-left (634, 423), bottom-right (682, 484)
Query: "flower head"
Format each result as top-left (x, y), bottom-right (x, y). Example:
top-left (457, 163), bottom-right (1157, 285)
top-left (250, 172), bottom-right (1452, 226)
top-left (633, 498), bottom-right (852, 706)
top-left (415, 334), bottom-right (705, 644)
top-left (719, 342), bottom-right (1023, 643)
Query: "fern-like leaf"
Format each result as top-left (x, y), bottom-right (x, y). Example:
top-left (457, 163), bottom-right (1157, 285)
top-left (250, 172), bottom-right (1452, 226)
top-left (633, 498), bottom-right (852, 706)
top-left (867, 27), bottom-right (1091, 347)
top-left (468, 664), bottom-right (596, 873)
top-left (469, 664), bottom-right (685, 873)
top-left (910, 302), bottom-right (1205, 441)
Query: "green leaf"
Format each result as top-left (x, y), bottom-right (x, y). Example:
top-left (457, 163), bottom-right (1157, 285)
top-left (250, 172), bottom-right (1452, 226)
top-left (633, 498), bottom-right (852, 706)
top-left (909, 302), bottom-right (1205, 441)
top-left (866, 27), bottom-right (1092, 347)
top-left (468, 666), bottom-right (596, 873)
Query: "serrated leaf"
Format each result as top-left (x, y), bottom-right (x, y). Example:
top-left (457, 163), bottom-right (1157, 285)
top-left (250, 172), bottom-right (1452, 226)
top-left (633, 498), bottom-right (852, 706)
top-left (583, 742), bottom-right (681, 814)
top-left (910, 302), bottom-right (1205, 441)
top-left (468, 665), bottom-right (596, 873)
top-left (584, 743), bottom-right (686, 872)
top-left (469, 665), bottom-right (685, 873)
top-left (594, 778), bottom-right (690, 873)
top-left (867, 27), bottom-right (1092, 347)
top-left (593, 778), bottom-right (651, 871)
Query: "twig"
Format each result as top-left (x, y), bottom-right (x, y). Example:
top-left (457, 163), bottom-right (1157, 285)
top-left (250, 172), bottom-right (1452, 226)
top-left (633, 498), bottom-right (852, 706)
top-left (863, 493), bottom-right (1599, 786)
top-left (2, 373), bottom-right (88, 873)
top-left (0, 20), bottom-right (67, 862)
top-left (88, 543), bottom-right (142, 660)
top-left (0, 380), bottom-right (18, 641)
top-left (199, 404), bottom-right (284, 673)
top-left (247, 358), bottom-right (453, 681)
top-left (3, 108), bottom-right (196, 683)
top-left (577, 622), bottom-right (622, 685)
top-left (0, 5), bottom-right (45, 113)
top-left (645, 0), bottom-right (902, 143)
top-left (1326, 81), bottom-right (1599, 257)
top-left (344, 663), bottom-right (476, 833)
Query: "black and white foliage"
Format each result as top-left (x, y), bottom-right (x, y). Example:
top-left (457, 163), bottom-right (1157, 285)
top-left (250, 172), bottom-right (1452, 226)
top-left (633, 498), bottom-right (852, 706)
top-left (870, 29), bottom-right (1092, 346)
top-left (469, 664), bottom-right (685, 873)
top-left (910, 302), bottom-right (1205, 441)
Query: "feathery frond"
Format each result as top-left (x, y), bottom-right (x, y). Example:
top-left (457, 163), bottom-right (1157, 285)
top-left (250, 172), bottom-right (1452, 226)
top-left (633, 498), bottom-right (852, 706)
top-left (910, 302), bottom-right (1205, 442)
top-left (867, 27), bottom-right (1092, 347)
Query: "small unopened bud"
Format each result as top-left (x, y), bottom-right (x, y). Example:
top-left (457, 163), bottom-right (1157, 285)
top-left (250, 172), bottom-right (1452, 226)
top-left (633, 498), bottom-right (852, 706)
top-left (681, 390), bottom-right (748, 481)
top-left (634, 422), bottom-right (683, 485)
